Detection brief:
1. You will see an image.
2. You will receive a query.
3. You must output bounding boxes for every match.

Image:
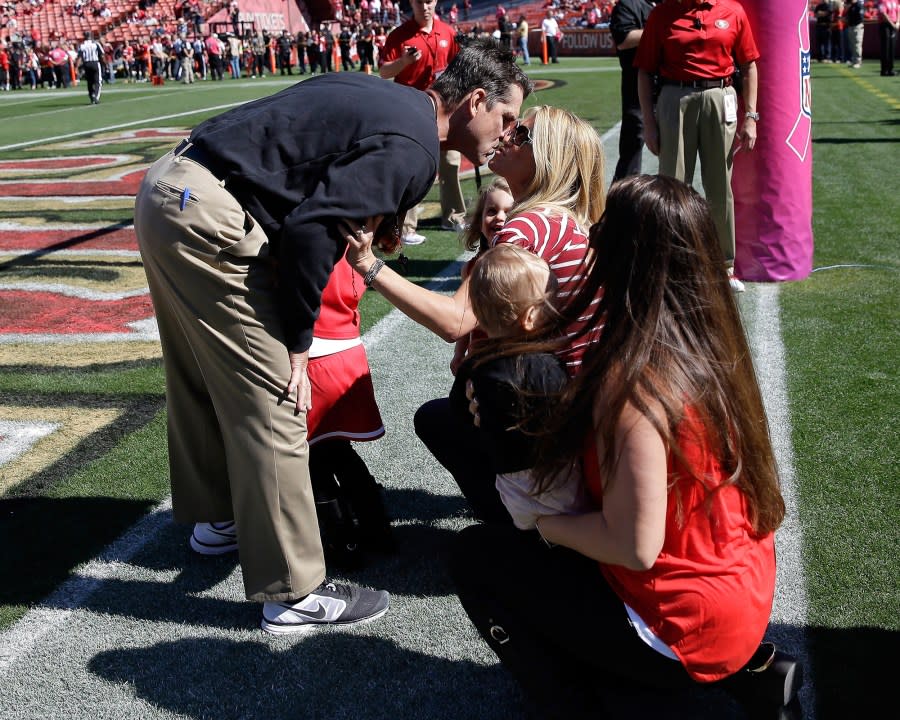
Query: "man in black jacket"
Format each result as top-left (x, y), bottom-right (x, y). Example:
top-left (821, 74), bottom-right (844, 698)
top-left (134, 39), bottom-right (530, 635)
top-left (609, 0), bottom-right (657, 180)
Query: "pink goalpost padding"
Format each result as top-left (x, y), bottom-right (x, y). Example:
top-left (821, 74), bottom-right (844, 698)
top-left (733, 0), bottom-right (814, 281)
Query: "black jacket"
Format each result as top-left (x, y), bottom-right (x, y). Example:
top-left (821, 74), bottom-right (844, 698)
top-left (450, 353), bottom-right (568, 474)
top-left (610, 0), bottom-right (656, 72)
top-left (188, 73), bottom-right (439, 352)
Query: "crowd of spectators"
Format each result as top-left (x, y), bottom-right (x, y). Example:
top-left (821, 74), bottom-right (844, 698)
top-left (0, 0), bottom-right (892, 92)
top-left (807, 0), bottom-right (882, 21)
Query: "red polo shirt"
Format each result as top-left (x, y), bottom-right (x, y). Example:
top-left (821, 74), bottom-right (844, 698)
top-left (381, 18), bottom-right (459, 90)
top-left (634, 0), bottom-right (759, 82)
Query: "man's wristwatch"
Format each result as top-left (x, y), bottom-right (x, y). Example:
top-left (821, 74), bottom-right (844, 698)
top-left (745, 111), bottom-right (760, 121)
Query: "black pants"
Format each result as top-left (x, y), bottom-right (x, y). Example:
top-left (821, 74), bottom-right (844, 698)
top-left (880, 22), bottom-right (897, 75)
top-left (545, 36), bottom-right (558, 63)
top-left (340, 48), bottom-right (353, 71)
top-left (815, 26), bottom-right (830, 61)
top-left (414, 397), bottom-right (512, 524)
top-left (209, 54), bottom-right (223, 81)
top-left (53, 64), bottom-right (69, 88)
top-left (614, 67), bottom-right (644, 181)
top-left (82, 61), bottom-right (101, 102)
top-left (450, 524), bottom-right (698, 719)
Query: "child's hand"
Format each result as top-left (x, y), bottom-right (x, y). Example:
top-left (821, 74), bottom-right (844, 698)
top-left (450, 336), bottom-right (470, 376)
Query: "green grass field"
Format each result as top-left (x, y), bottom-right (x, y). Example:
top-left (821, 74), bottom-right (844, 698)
top-left (0, 58), bottom-right (897, 718)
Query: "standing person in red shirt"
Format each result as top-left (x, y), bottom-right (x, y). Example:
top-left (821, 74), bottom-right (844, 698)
top-left (0, 44), bottom-right (9, 92)
top-left (204, 31), bottom-right (224, 80)
top-left (48, 41), bottom-right (70, 88)
top-left (635, 0), bottom-right (759, 293)
top-left (380, 0), bottom-right (466, 243)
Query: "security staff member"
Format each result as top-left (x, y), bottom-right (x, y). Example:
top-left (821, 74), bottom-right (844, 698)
top-left (380, 0), bottom-right (466, 241)
top-left (610, 0), bottom-right (657, 180)
top-left (78, 31), bottom-right (103, 104)
top-left (133, 40), bottom-right (530, 633)
top-left (635, 0), bottom-right (759, 291)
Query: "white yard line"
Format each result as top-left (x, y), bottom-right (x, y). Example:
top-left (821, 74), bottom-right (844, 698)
top-left (744, 283), bottom-right (814, 715)
top-left (0, 102), bottom-right (246, 152)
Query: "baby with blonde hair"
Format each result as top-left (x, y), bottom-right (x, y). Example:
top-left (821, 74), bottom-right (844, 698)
top-left (449, 244), bottom-right (590, 530)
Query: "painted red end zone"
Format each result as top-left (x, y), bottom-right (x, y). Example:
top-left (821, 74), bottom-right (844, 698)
top-left (0, 291), bottom-right (154, 334)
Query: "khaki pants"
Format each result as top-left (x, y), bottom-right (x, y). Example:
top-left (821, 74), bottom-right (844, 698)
top-left (439, 149), bottom-right (466, 226)
top-left (402, 149), bottom-right (466, 235)
top-left (657, 84), bottom-right (737, 264)
top-left (134, 149), bottom-right (326, 601)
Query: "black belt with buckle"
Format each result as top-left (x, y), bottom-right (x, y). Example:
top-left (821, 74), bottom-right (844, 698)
top-left (173, 138), bottom-right (225, 181)
top-left (662, 76), bottom-right (733, 89)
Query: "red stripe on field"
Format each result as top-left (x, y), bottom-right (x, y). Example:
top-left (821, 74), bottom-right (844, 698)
top-left (0, 227), bottom-right (137, 252)
top-left (0, 169), bottom-right (147, 197)
top-left (0, 290), bottom-right (153, 334)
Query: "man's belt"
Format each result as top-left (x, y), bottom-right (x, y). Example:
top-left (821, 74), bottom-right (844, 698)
top-left (661, 76), bottom-right (733, 89)
top-left (173, 139), bottom-right (225, 181)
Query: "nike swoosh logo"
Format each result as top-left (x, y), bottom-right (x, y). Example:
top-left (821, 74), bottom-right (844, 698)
top-left (289, 602), bottom-right (328, 620)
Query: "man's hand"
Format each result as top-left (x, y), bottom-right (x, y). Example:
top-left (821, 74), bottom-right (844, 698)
top-left (285, 350), bottom-right (311, 414)
top-left (736, 118), bottom-right (757, 152)
top-left (644, 120), bottom-right (660, 156)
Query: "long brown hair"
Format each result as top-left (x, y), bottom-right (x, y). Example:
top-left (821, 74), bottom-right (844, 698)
top-left (533, 175), bottom-right (785, 536)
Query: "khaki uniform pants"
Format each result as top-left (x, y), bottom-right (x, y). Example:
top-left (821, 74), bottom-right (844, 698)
top-left (657, 84), bottom-right (737, 264)
top-left (134, 150), bottom-right (325, 602)
top-left (402, 149), bottom-right (466, 235)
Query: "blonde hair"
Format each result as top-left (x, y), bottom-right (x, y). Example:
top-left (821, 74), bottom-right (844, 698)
top-left (468, 244), bottom-right (558, 337)
top-left (512, 106), bottom-right (606, 229)
top-left (462, 177), bottom-right (513, 253)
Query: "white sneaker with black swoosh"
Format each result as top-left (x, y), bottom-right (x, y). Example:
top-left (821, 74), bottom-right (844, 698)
top-left (260, 581), bottom-right (390, 635)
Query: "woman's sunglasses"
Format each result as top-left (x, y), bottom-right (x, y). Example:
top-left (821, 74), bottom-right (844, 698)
top-left (509, 121), bottom-right (533, 147)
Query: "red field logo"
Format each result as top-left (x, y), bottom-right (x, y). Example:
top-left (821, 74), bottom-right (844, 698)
top-left (0, 131), bottom-right (185, 346)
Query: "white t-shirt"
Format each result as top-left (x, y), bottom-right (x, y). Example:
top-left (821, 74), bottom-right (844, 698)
top-left (541, 16), bottom-right (560, 37)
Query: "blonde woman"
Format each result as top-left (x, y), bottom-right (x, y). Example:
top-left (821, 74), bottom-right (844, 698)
top-left (344, 105), bottom-right (606, 522)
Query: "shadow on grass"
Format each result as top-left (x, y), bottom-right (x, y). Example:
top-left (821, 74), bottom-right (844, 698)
top-left (808, 624), bottom-right (898, 719)
top-left (84, 628), bottom-right (810, 720)
top-left (813, 137), bottom-right (900, 144)
top-left (0, 495), bottom-right (159, 608)
top-left (0, 223), bottom-right (135, 272)
top-left (0, 357), bottom-right (163, 376)
top-left (385, 256), bottom-right (465, 286)
top-left (88, 635), bottom-right (525, 720)
top-left (5, 395), bottom-right (165, 496)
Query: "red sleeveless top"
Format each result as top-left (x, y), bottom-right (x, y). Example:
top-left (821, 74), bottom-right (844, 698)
top-left (585, 409), bottom-right (776, 682)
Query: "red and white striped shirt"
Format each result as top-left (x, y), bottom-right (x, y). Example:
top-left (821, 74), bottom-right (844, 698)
top-left (493, 208), bottom-right (602, 374)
